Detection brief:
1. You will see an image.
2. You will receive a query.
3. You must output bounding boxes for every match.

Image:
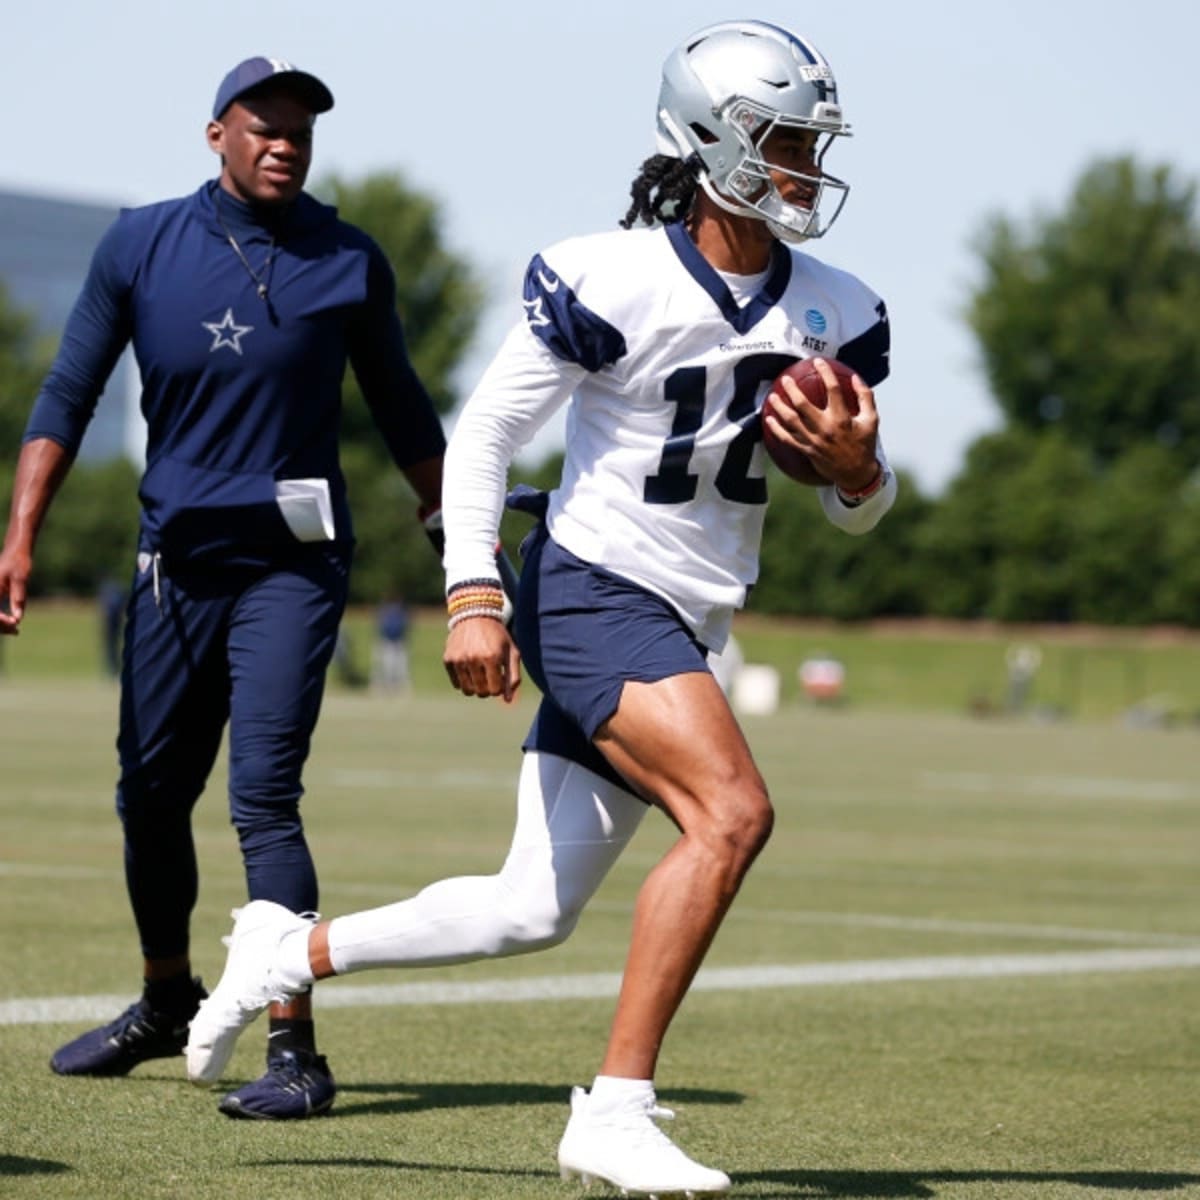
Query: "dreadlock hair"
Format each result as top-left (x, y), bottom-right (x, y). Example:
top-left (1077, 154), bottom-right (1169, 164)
top-left (620, 154), bottom-right (701, 229)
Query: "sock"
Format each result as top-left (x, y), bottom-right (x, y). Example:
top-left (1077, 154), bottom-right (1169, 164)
top-left (587, 1074), bottom-right (655, 1113)
top-left (143, 972), bottom-right (200, 1019)
top-left (275, 927), bottom-right (317, 991)
top-left (267, 1017), bottom-right (316, 1056)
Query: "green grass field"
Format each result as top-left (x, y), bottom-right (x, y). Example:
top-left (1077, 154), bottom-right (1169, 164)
top-left (8, 601), bottom-right (1200, 722)
top-left (2, 667), bottom-right (1199, 1199)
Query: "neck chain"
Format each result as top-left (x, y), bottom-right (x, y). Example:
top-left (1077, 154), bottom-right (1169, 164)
top-left (215, 191), bottom-right (279, 301)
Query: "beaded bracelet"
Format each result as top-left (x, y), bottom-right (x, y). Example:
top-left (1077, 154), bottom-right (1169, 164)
top-left (446, 578), bottom-right (506, 630)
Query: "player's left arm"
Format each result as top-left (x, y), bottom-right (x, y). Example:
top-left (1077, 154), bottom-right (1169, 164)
top-left (765, 358), bottom-right (882, 490)
top-left (819, 293), bottom-right (897, 534)
top-left (818, 433), bottom-right (896, 534)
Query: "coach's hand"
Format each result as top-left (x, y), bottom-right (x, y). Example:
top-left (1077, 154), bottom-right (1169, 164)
top-left (0, 543), bottom-right (31, 635)
top-left (444, 616), bottom-right (521, 702)
top-left (0, 438), bottom-right (74, 636)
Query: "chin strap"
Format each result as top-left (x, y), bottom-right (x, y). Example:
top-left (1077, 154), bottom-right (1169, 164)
top-left (696, 175), bottom-right (817, 245)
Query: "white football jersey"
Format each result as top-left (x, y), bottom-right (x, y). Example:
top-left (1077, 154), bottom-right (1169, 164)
top-left (444, 222), bottom-right (893, 650)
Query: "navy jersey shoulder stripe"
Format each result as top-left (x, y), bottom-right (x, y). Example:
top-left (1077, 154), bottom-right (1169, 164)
top-left (838, 300), bottom-right (890, 388)
top-left (522, 254), bottom-right (627, 372)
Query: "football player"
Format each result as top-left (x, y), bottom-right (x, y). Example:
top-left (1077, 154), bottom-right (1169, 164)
top-left (187, 21), bottom-right (896, 1194)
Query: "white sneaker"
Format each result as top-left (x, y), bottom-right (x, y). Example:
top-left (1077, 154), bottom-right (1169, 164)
top-left (185, 900), bottom-right (313, 1085)
top-left (557, 1085), bottom-right (731, 1197)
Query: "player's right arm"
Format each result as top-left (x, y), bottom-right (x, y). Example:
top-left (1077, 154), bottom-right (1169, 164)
top-left (0, 438), bottom-right (75, 634)
top-left (441, 319), bottom-right (585, 702)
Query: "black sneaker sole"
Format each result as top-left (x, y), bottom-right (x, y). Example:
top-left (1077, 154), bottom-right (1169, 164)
top-left (49, 1044), bottom-right (185, 1077)
top-left (217, 1093), bottom-right (337, 1120)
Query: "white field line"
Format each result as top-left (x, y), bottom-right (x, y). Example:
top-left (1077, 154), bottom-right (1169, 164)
top-left (4, 946), bottom-right (1200, 1027)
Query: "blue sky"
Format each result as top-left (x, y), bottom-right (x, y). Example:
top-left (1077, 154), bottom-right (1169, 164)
top-left (5, 0), bottom-right (1198, 493)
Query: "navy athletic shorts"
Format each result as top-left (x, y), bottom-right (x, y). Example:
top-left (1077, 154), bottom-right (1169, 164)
top-left (514, 520), bottom-right (710, 792)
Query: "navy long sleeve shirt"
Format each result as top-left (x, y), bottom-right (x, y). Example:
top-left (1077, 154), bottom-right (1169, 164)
top-left (25, 180), bottom-right (446, 565)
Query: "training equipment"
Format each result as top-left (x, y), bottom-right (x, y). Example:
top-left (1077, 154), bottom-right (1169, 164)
top-left (218, 1047), bottom-right (337, 1120)
top-left (557, 1085), bottom-right (731, 1196)
top-left (761, 357), bottom-right (858, 483)
top-left (656, 20), bottom-right (851, 243)
top-left (49, 978), bottom-right (207, 1076)
top-left (186, 900), bottom-right (314, 1085)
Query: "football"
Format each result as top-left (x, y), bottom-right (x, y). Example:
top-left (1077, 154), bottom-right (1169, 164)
top-left (761, 357), bottom-right (858, 484)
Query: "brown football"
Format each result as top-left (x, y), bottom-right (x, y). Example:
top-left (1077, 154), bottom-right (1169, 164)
top-left (761, 357), bottom-right (858, 483)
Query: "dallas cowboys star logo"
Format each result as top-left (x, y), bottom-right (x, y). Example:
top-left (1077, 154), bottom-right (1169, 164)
top-left (522, 296), bottom-right (550, 330)
top-left (202, 308), bottom-right (254, 355)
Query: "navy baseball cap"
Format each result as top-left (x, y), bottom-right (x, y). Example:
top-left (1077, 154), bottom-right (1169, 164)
top-left (212, 57), bottom-right (334, 119)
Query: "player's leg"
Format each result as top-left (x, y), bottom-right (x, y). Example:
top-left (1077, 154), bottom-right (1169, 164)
top-left (215, 548), bottom-right (347, 1118)
top-left (321, 749), bottom-right (646, 970)
top-left (595, 671), bottom-right (771, 1079)
top-left (556, 670), bottom-right (766, 1196)
top-left (511, 528), bottom-right (759, 1193)
top-left (186, 747), bottom-right (646, 1084)
top-left (51, 557), bottom-right (231, 1076)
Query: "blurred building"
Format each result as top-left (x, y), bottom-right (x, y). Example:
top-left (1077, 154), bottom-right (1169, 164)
top-left (0, 188), bottom-right (144, 464)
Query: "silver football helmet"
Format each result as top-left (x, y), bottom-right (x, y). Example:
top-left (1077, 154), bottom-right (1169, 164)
top-left (656, 20), bottom-right (851, 242)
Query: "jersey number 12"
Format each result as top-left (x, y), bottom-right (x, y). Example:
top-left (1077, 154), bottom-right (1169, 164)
top-left (643, 353), bottom-right (797, 507)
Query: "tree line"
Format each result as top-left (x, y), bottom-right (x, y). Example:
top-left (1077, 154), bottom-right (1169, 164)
top-left (1, 156), bottom-right (1197, 626)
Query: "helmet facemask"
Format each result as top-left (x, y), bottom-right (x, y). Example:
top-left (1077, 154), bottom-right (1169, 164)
top-left (701, 99), bottom-right (849, 243)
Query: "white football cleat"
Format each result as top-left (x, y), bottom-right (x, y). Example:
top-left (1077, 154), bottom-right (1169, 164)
top-left (185, 900), bottom-right (314, 1085)
top-left (557, 1085), bottom-right (731, 1196)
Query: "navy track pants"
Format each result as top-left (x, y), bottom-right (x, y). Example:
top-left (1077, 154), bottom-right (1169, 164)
top-left (114, 546), bottom-right (349, 959)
